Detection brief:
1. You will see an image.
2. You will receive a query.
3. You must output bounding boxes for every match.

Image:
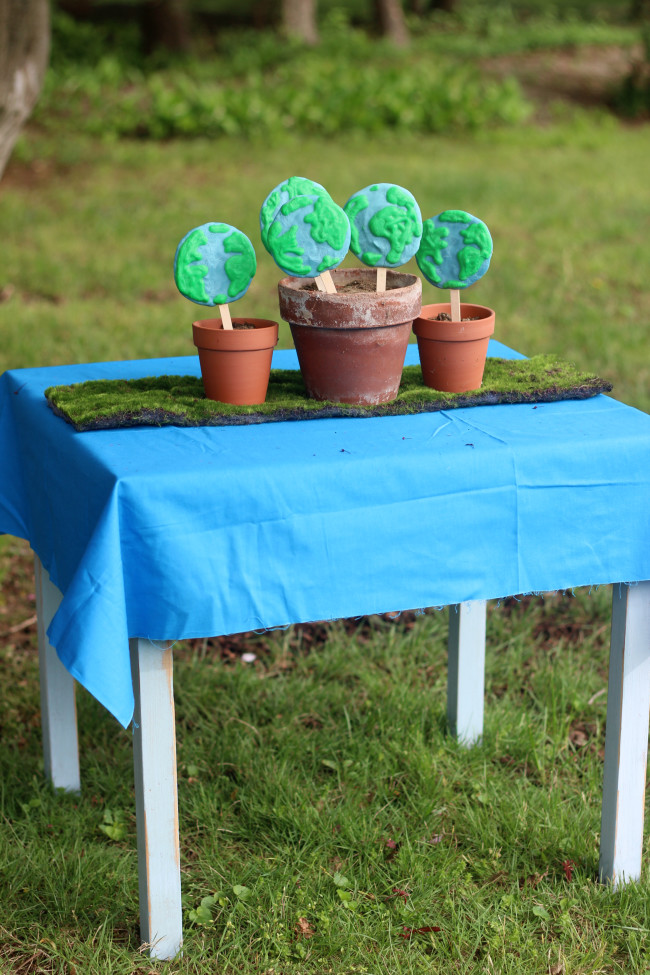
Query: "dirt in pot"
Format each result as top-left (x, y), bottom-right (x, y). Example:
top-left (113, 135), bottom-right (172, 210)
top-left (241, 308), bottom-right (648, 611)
top-left (434, 313), bottom-right (481, 321)
top-left (300, 279), bottom-right (402, 293)
top-left (232, 322), bottom-right (258, 329)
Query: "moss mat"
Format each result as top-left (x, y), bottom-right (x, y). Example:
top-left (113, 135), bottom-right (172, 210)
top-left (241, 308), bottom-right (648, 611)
top-left (45, 356), bottom-right (612, 432)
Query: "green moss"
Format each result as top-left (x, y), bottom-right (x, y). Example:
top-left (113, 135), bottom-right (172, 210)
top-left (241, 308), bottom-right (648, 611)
top-left (44, 355), bottom-right (611, 433)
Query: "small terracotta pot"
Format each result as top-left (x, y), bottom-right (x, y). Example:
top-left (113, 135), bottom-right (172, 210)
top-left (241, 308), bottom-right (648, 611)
top-left (192, 317), bottom-right (279, 405)
top-left (413, 303), bottom-right (496, 393)
top-left (277, 268), bottom-right (422, 405)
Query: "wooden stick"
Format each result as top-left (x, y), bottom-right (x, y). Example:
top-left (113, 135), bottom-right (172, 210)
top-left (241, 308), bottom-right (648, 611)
top-left (450, 289), bottom-right (461, 323)
top-left (218, 303), bottom-right (233, 330)
top-left (376, 267), bottom-right (387, 293)
top-left (315, 270), bottom-right (337, 294)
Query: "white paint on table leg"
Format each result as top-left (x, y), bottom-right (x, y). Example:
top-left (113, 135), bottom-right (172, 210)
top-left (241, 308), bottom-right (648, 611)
top-left (130, 638), bottom-right (182, 959)
top-left (34, 555), bottom-right (80, 793)
top-left (599, 581), bottom-right (650, 887)
top-left (447, 600), bottom-right (487, 746)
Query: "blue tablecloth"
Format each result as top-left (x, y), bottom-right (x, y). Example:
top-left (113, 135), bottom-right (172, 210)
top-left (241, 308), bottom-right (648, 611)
top-left (1, 342), bottom-right (649, 728)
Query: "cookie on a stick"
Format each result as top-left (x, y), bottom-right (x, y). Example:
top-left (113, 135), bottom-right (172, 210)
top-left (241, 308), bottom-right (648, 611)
top-left (260, 177), bottom-right (350, 294)
top-left (416, 209), bottom-right (492, 321)
top-left (174, 221), bottom-right (256, 328)
top-left (344, 183), bottom-right (422, 293)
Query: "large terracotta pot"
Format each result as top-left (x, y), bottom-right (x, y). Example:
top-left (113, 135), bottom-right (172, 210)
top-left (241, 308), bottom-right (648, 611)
top-left (413, 303), bottom-right (495, 393)
top-left (277, 268), bottom-right (422, 405)
top-left (192, 317), bottom-right (278, 405)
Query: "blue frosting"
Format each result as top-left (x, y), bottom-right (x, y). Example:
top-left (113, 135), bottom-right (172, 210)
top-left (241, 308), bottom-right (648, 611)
top-left (416, 210), bottom-right (493, 289)
top-left (344, 183), bottom-right (422, 268)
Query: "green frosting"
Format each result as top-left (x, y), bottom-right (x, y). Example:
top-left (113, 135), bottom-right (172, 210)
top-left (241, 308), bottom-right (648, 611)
top-left (457, 245), bottom-right (484, 282)
top-left (368, 185), bottom-right (423, 264)
top-left (284, 176), bottom-right (324, 198)
top-left (281, 195), bottom-right (312, 217)
top-left (223, 229), bottom-right (256, 299)
top-left (438, 209), bottom-right (470, 223)
top-left (260, 189), bottom-right (281, 249)
top-left (317, 255), bottom-right (337, 272)
top-left (343, 193), bottom-right (368, 257)
top-left (461, 222), bottom-right (492, 260)
top-left (304, 194), bottom-right (350, 250)
top-left (266, 221), bottom-right (309, 276)
top-left (209, 223), bottom-right (229, 234)
top-left (414, 220), bottom-right (448, 284)
top-left (260, 178), bottom-right (327, 249)
top-left (362, 251), bottom-right (382, 266)
top-left (174, 227), bottom-right (210, 304)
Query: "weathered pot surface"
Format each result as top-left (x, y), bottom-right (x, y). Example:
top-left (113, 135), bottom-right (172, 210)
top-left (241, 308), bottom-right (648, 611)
top-left (277, 267), bottom-right (422, 329)
top-left (277, 268), bottom-right (422, 406)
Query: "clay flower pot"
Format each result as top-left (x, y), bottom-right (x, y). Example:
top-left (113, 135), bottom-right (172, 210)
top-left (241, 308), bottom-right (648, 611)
top-left (413, 303), bottom-right (496, 394)
top-left (277, 267), bottom-right (422, 405)
top-left (192, 317), bottom-right (278, 405)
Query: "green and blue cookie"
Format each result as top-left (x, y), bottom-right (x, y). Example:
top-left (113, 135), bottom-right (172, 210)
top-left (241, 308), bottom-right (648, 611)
top-left (261, 178), bottom-right (351, 278)
top-left (260, 176), bottom-right (331, 252)
top-left (174, 222), bottom-right (256, 306)
top-left (344, 183), bottom-right (422, 268)
top-left (416, 210), bottom-right (493, 289)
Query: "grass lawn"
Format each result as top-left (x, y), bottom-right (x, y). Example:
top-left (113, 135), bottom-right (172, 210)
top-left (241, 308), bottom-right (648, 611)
top-left (1, 31), bottom-right (650, 973)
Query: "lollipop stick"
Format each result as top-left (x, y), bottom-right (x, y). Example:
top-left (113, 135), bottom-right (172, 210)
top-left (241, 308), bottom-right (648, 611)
top-left (315, 270), bottom-right (337, 294)
top-left (376, 268), bottom-right (387, 293)
top-left (219, 303), bottom-right (233, 330)
top-left (450, 289), bottom-right (461, 323)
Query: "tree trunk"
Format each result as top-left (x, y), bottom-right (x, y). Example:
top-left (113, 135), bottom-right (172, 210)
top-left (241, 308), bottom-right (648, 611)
top-left (281, 0), bottom-right (319, 45)
top-left (0, 0), bottom-right (50, 179)
top-left (140, 0), bottom-right (192, 56)
top-left (375, 0), bottom-right (409, 46)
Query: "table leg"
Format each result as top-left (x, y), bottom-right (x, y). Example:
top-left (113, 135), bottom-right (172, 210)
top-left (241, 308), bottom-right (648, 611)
top-left (130, 638), bottom-right (182, 960)
top-left (599, 581), bottom-right (650, 887)
top-left (447, 600), bottom-right (487, 746)
top-left (34, 555), bottom-right (81, 793)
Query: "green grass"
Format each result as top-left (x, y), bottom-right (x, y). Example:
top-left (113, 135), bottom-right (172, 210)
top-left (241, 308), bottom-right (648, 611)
top-left (1, 533), bottom-right (649, 973)
top-left (44, 356), bottom-right (611, 430)
top-left (1, 12), bottom-right (649, 969)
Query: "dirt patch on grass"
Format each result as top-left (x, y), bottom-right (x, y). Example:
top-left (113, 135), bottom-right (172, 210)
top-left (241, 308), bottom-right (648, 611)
top-left (482, 43), bottom-right (642, 111)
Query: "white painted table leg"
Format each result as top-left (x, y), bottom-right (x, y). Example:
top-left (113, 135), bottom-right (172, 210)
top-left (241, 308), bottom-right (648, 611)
top-left (130, 638), bottom-right (182, 960)
top-left (447, 600), bottom-right (487, 746)
top-left (34, 555), bottom-right (80, 793)
top-left (599, 581), bottom-right (650, 887)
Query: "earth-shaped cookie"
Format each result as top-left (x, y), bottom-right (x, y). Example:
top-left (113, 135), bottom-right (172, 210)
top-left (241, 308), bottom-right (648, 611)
top-left (260, 176), bottom-right (330, 249)
top-left (174, 222), bottom-right (256, 306)
top-left (416, 210), bottom-right (493, 289)
top-left (260, 177), bottom-right (351, 278)
top-left (344, 183), bottom-right (422, 268)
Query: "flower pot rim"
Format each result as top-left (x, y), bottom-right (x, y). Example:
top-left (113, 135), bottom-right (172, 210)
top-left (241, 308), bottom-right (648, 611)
top-left (413, 303), bottom-right (495, 344)
top-left (192, 316), bottom-right (278, 331)
top-left (278, 269), bottom-right (422, 330)
top-left (417, 301), bottom-right (495, 321)
top-left (192, 317), bottom-right (279, 353)
top-left (278, 267), bottom-right (420, 300)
